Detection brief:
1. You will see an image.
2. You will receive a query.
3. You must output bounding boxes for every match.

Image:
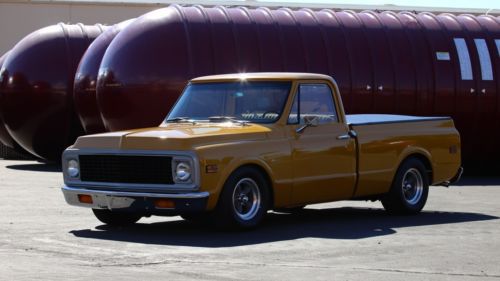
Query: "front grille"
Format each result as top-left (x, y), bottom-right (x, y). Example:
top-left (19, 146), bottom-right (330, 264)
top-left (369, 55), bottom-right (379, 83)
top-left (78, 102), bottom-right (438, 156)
top-left (79, 155), bottom-right (173, 185)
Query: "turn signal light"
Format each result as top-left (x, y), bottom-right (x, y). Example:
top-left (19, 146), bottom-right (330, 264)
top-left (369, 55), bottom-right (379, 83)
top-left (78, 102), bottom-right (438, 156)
top-left (78, 194), bottom-right (93, 204)
top-left (154, 199), bottom-right (175, 209)
top-left (206, 164), bottom-right (218, 173)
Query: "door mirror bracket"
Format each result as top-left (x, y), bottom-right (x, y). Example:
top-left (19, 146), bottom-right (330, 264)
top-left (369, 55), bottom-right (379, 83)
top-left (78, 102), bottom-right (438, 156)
top-left (296, 116), bottom-right (319, 134)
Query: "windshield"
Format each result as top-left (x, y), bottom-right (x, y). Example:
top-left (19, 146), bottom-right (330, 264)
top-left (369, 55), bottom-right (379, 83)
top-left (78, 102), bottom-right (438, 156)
top-left (165, 81), bottom-right (291, 124)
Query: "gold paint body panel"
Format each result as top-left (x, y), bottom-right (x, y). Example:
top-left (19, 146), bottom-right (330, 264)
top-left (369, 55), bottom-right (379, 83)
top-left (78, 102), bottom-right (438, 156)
top-left (69, 73), bottom-right (461, 211)
top-left (351, 119), bottom-right (461, 197)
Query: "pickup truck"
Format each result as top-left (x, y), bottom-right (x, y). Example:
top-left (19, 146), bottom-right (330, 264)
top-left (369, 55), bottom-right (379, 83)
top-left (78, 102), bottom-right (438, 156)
top-left (61, 73), bottom-right (462, 228)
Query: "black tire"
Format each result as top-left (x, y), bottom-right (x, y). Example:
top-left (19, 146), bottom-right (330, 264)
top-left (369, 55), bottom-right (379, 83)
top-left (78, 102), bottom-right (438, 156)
top-left (274, 205), bottom-right (306, 214)
top-left (92, 209), bottom-right (142, 226)
top-left (381, 158), bottom-right (429, 215)
top-left (213, 167), bottom-right (270, 229)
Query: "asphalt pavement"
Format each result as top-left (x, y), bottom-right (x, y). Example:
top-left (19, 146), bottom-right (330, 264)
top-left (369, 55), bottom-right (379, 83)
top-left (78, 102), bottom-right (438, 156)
top-left (1, 159), bottom-right (499, 280)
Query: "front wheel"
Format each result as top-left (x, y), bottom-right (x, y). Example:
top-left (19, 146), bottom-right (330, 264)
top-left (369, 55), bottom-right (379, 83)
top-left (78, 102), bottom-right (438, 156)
top-left (92, 209), bottom-right (142, 226)
top-left (214, 167), bottom-right (270, 229)
top-left (381, 158), bottom-right (429, 215)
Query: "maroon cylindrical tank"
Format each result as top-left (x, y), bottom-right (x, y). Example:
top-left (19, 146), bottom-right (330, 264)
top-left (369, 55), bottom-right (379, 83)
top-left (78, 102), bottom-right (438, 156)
top-left (0, 50), bottom-right (31, 157)
top-left (0, 23), bottom-right (106, 161)
top-left (95, 5), bottom-right (499, 164)
top-left (0, 51), bottom-right (15, 148)
top-left (74, 19), bottom-right (135, 135)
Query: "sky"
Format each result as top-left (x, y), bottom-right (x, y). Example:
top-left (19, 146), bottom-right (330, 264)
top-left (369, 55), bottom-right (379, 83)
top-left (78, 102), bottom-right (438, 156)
top-left (99, 0), bottom-right (500, 10)
top-left (259, 0), bottom-right (500, 9)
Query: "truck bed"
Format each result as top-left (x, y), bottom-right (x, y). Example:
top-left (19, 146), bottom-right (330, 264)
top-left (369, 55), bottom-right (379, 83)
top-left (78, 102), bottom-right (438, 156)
top-left (346, 114), bottom-right (451, 126)
top-left (344, 114), bottom-right (460, 198)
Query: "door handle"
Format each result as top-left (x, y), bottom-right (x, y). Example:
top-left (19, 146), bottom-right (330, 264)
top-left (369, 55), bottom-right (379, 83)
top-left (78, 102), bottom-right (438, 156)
top-left (337, 134), bottom-right (350, 140)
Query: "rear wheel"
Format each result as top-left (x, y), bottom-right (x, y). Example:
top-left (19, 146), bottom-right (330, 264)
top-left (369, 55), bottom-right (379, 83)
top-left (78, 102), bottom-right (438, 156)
top-left (381, 158), bottom-right (429, 215)
top-left (92, 209), bottom-right (142, 226)
top-left (214, 167), bottom-right (270, 229)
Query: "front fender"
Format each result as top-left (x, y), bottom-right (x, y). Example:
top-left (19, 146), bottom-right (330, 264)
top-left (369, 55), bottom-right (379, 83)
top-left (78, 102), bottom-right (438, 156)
top-left (197, 139), bottom-right (293, 210)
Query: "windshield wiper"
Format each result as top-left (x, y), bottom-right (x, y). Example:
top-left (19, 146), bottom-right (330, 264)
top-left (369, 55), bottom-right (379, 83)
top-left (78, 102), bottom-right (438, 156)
top-left (208, 116), bottom-right (235, 122)
top-left (208, 116), bottom-right (249, 126)
top-left (166, 117), bottom-right (195, 124)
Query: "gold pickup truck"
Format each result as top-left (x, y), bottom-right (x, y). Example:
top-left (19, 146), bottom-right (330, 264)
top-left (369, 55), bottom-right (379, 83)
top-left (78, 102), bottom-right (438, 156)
top-left (62, 73), bottom-right (462, 228)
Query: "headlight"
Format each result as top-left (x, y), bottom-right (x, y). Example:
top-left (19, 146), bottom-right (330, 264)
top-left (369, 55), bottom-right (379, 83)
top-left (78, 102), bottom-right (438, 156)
top-left (173, 159), bottom-right (192, 183)
top-left (67, 159), bottom-right (80, 178)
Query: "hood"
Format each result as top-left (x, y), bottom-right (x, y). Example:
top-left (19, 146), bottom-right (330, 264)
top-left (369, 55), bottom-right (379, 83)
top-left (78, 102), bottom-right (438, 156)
top-left (72, 123), bottom-right (271, 150)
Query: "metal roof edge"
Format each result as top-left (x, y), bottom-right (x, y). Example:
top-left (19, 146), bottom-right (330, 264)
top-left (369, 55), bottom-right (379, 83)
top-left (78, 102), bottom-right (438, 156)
top-left (0, 0), bottom-right (498, 15)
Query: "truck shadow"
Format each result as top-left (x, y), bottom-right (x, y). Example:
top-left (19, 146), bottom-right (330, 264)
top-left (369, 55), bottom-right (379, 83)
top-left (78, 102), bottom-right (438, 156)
top-left (70, 207), bottom-right (497, 247)
top-left (5, 163), bottom-right (61, 172)
top-left (453, 177), bottom-right (500, 186)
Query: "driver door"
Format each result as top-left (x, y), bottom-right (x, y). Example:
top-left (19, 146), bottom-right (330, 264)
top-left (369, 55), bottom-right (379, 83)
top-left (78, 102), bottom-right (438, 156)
top-left (288, 82), bottom-right (357, 204)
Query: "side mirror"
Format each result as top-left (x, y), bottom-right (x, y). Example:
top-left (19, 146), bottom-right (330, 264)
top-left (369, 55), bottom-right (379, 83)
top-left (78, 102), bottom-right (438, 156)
top-left (296, 115), bottom-right (319, 134)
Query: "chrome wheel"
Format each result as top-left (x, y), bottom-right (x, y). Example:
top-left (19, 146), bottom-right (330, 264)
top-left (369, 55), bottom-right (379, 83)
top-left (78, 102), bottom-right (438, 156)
top-left (402, 168), bottom-right (424, 205)
top-left (382, 158), bottom-right (429, 215)
top-left (232, 178), bottom-right (261, 221)
top-left (215, 167), bottom-right (269, 229)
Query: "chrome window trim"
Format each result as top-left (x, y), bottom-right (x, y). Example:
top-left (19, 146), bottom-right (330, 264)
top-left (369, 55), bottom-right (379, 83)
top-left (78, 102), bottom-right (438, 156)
top-left (62, 148), bottom-right (201, 192)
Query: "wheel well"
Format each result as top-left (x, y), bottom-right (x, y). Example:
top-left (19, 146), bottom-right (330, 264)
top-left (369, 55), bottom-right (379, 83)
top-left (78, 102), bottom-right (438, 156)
top-left (236, 164), bottom-right (274, 209)
top-left (404, 153), bottom-right (433, 183)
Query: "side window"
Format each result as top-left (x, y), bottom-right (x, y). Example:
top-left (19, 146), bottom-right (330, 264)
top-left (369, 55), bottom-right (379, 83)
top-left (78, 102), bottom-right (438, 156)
top-left (288, 83), bottom-right (338, 124)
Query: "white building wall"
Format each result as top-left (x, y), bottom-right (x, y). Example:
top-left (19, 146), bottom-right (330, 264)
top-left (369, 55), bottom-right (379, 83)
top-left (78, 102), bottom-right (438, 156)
top-left (0, 0), bottom-right (499, 56)
top-left (0, 2), bottom-right (158, 54)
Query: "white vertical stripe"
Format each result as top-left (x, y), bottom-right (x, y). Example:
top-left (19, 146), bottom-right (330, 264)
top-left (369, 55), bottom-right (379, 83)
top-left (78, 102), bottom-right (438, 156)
top-left (474, 39), bottom-right (493, 81)
top-left (496, 39), bottom-right (500, 57)
top-left (454, 38), bottom-right (473, 80)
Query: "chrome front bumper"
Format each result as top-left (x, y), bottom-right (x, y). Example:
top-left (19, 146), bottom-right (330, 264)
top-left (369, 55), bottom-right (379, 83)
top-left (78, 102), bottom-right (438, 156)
top-left (62, 185), bottom-right (210, 213)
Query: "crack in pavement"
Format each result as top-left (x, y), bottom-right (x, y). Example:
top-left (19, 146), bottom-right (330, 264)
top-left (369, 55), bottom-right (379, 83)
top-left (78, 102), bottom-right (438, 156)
top-left (88, 259), bottom-right (500, 279)
top-left (87, 259), bottom-right (328, 269)
top-left (170, 270), bottom-right (245, 281)
top-left (87, 259), bottom-right (268, 267)
top-left (91, 260), bottom-right (184, 268)
top-left (5, 236), bottom-right (500, 279)
top-left (354, 267), bottom-right (500, 279)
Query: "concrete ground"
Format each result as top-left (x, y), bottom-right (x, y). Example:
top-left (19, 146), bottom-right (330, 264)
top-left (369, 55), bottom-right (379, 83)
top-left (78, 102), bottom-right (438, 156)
top-left (0, 159), bottom-right (499, 281)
